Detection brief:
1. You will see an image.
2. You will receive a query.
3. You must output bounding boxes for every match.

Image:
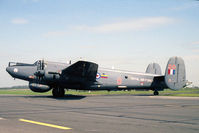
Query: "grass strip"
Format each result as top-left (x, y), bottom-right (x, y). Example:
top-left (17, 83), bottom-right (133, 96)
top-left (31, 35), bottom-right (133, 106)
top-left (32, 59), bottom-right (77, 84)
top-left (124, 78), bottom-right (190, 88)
top-left (0, 88), bottom-right (198, 97)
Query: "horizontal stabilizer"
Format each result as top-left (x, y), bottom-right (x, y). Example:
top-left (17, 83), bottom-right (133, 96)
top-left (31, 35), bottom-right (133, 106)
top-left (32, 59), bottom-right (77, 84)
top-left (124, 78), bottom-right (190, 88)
top-left (146, 63), bottom-right (162, 75)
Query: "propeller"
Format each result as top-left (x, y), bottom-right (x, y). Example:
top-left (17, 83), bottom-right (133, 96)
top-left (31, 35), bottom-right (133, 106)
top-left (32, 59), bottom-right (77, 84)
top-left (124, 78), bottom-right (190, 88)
top-left (34, 59), bottom-right (45, 81)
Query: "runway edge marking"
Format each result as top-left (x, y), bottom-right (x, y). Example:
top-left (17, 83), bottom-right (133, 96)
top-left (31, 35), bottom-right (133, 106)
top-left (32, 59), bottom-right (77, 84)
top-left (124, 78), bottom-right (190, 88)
top-left (19, 119), bottom-right (72, 130)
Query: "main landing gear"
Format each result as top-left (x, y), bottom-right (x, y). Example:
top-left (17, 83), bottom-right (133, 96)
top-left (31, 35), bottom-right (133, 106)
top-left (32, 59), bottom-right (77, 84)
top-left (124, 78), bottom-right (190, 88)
top-left (52, 88), bottom-right (65, 97)
top-left (153, 90), bottom-right (159, 96)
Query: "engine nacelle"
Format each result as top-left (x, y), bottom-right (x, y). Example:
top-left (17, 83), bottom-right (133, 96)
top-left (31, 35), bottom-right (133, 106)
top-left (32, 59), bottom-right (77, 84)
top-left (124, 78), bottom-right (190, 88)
top-left (29, 83), bottom-right (51, 93)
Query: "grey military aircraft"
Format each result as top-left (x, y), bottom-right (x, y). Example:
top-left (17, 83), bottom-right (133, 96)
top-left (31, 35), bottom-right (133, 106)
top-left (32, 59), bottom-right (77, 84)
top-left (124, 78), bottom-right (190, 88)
top-left (6, 56), bottom-right (186, 97)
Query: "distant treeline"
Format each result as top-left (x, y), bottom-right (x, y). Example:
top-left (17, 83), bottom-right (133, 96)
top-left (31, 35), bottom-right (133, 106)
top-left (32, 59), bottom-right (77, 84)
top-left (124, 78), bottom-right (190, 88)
top-left (0, 85), bottom-right (28, 89)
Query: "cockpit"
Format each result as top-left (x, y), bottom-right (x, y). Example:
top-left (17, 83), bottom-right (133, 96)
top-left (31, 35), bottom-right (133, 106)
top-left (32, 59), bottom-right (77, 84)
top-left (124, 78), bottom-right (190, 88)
top-left (8, 60), bottom-right (46, 68)
top-left (34, 60), bottom-right (46, 70)
top-left (8, 62), bottom-right (34, 67)
top-left (33, 60), bottom-right (41, 66)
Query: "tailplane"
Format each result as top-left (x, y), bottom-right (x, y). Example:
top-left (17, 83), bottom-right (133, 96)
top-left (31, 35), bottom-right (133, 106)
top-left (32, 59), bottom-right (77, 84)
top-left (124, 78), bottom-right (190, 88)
top-left (165, 57), bottom-right (186, 90)
top-left (146, 63), bottom-right (162, 75)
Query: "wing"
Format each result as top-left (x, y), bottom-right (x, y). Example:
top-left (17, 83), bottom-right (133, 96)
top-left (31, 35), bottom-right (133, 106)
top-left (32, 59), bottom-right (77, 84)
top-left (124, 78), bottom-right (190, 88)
top-left (61, 61), bottom-right (98, 82)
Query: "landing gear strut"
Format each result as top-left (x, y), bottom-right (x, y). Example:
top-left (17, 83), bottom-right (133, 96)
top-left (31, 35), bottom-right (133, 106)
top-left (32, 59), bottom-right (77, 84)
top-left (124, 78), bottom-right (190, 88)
top-left (153, 90), bottom-right (159, 96)
top-left (52, 88), bottom-right (65, 97)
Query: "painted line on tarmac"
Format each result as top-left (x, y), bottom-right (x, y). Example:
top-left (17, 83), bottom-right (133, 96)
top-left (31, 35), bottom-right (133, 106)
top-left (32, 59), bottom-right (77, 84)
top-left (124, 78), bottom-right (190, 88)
top-left (19, 119), bottom-right (72, 130)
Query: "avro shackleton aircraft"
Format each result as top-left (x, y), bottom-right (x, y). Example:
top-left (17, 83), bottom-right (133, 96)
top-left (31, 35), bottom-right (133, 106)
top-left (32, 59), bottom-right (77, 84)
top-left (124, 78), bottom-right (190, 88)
top-left (6, 56), bottom-right (186, 97)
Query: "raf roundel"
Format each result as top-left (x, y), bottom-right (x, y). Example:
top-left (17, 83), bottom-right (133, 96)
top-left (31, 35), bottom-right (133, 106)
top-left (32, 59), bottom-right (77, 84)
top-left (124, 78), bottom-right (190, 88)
top-left (117, 77), bottom-right (122, 85)
top-left (13, 68), bottom-right (18, 73)
top-left (96, 73), bottom-right (101, 79)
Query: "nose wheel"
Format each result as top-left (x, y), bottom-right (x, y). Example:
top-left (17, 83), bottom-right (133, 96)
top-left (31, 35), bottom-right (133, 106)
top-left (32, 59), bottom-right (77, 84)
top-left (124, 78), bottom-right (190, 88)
top-left (52, 88), bottom-right (65, 97)
top-left (153, 90), bottom-right (159, 96)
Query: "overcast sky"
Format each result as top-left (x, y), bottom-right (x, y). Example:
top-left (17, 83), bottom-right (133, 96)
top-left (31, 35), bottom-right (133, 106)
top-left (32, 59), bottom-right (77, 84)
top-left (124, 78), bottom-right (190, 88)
top-left (0, 0), bottom-right (199, 87)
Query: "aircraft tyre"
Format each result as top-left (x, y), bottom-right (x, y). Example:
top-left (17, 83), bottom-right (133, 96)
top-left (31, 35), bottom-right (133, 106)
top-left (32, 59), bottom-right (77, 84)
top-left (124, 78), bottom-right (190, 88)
top-left (52, 88), bottom-right (65, 97)
top-left (153, 90), bottom-right (159, 96)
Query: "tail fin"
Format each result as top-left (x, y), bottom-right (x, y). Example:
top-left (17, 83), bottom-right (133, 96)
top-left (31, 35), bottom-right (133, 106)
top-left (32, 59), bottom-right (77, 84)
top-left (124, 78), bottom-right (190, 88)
top-left (165, 57), bottom-right (186, 90)
top-left (146, 63), bottom-right (162, 75)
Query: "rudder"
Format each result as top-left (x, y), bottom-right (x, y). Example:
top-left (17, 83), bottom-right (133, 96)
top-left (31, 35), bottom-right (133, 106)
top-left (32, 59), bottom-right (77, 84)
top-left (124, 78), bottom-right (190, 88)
top-left (165, 57), bottom-right (186, 90)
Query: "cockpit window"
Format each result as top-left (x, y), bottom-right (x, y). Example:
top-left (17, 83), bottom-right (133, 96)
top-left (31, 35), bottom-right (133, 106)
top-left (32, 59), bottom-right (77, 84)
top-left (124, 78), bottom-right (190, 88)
top-left (34, 60), bottom-right (46, 70)
top-left (8, 62), bottom-right (17, 67)
top-left (33, 60), bottom-right (39, 66)
top-left (8, 60), bottom-right (45, 67)
top-left (8, 62), bottom-right (35, 67)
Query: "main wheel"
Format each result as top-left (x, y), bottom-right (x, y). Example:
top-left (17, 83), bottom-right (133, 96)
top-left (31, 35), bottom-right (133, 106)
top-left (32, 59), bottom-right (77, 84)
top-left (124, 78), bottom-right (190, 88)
top-left (153, 90), bottom-right (159, 96)
top-left (52, 88), bottom-right (65, 97)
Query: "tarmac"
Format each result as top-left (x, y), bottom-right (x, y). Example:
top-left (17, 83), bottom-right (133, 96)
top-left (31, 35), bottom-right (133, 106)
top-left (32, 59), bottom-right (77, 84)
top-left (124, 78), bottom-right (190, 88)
top-left (0, 94), bottom-right (199, 133)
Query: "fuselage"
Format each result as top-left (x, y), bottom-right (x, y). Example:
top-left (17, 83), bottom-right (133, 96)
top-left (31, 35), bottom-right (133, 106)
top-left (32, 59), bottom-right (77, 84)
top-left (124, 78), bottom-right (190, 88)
top-left (6, 60), bottom-right (164, 91)
top-left (6, 57), bottom-right (187, 97)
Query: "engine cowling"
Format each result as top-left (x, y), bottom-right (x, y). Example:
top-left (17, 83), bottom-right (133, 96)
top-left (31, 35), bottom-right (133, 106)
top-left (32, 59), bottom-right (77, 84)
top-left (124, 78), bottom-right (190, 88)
top-left (29, 83), bottom-right (51, 93)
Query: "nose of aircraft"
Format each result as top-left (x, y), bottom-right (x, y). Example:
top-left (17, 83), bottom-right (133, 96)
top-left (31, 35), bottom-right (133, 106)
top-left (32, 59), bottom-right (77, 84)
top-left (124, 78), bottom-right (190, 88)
top-left (6, 66), bottom-right (18, 77)
top-left (6, 62), bottom-right (32, 80)
top-left (6, 67), bottom-right (13, 74)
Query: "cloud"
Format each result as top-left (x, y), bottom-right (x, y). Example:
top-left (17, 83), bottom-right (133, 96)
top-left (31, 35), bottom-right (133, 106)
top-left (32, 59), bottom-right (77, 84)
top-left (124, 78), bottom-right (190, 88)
top-left (189, 41), bottom-right (199, 52)
top-left (22, 0), bottom-right (40, 3)
top-left (74, 17), bottom-right (174, 33)
top-left (192, 49), bottom-right (199, 53)
top-left (43, 17), bottom-right (174, 37)
top-left (172, 2), bottom-right (199, 11)
top-left (191, 41), bottom-right (199, 45)
top-left (32, 0), bottom-right (39, 2)
top-left (43, 31), bottom-right (69, 37)
top-left (184, 55), bottom-right (199, 60)
top-left (11, 18), bottom-right (29, 24)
